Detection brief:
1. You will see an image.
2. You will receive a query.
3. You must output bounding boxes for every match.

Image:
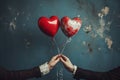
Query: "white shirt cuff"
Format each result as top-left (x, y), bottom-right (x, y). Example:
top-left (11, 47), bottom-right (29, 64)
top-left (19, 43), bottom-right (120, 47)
top-left (72, 65), bottom-right (77, 75)
top-left (39, 62), bottom-right (50, 76)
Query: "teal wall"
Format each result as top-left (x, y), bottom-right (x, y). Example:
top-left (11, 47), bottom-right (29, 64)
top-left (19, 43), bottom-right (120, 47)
top-left (0, 0), bottom-right (120, 80)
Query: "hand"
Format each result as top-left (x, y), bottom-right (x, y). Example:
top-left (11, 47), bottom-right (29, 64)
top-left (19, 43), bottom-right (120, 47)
top-left (60, 54), bottom-right (74, 73)
top-left (48, 54), bottom-right (60, 70)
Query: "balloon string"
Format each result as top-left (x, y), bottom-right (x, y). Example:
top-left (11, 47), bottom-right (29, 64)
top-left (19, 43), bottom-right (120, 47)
top-left (60, 37), bottom-right (71, 54)
top-left (52, 38), bottom-right (60, 53)
top-left (52, 37), bottom-right (72, 80)
top-left (51, 38), bottom-right (62, 80)
top-left (52, 37), bottom-right (72, 54)
top-left (57, 68), bottom-right (63, 80)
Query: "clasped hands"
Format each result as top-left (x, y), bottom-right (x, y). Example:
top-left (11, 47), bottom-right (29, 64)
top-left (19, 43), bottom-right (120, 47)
top-left (48, 54), bottom-right (75, 73)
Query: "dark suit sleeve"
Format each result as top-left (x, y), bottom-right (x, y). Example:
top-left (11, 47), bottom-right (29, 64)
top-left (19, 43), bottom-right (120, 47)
top-left (0, 67), bottom-right (42, 80)
top-left (74, 67), bottom-right (109, 80)
top-left (74, 67), bottom-right (120, 80)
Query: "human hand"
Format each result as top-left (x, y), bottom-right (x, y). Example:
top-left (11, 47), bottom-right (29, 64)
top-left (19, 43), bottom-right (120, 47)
top-left (60, 54), bottom-right (74, 73)
top-left (48, 54), bottom-right (60, 70)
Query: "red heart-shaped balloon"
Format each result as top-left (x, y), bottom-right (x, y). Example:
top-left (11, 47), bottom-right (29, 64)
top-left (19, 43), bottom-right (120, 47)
top-left (38, 16), bottom-right (60, 37)
top-left (61, 16), bottom-right (82, 37)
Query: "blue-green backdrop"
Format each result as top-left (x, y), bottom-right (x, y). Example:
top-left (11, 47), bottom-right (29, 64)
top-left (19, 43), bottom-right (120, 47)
top-left (0, 0), bottom-right (120, 80)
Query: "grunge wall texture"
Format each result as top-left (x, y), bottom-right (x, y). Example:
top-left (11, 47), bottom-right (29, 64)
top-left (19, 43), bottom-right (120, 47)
top-left (0, 0), bottom-right (120, 80)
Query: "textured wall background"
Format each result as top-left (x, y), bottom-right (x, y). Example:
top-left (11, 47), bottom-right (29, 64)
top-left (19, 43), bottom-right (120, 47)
top-left (0, 0), bottom-right (120, 80)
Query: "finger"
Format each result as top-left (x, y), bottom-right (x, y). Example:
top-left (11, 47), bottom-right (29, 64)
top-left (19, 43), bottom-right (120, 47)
top-left (60, 57), bottom-right (66, 64)
top-left (54, 58), bottom-right (60, 64)
top-left (59, 53), bottom-right (62, 55)
top-left (52, 54), bottom-right (59, 60)
top-left (61, 55), bottom-right (69, 61)
top-left (58, 54), bottom-right (62, 57)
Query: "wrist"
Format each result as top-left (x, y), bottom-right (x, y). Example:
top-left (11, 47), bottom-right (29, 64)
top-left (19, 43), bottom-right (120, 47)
top-left (48, 62), bottom-right (53, 70)
top-left (72, 65), bottom-right (77, 75)
top-left (69, 65), bottom-right (74, 73)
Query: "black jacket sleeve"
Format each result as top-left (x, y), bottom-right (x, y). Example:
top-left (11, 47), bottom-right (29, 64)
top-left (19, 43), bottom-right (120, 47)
top-left (74, 66), bottom-right (120, 80)
top-left (0, 67), bottom-right (42, 80)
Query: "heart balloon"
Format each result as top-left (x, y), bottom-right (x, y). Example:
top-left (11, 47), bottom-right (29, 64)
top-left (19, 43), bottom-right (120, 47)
top-left (38, 16), bottom-right (60, 37)
top-left (61, 16), bottom-right (82, 37)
